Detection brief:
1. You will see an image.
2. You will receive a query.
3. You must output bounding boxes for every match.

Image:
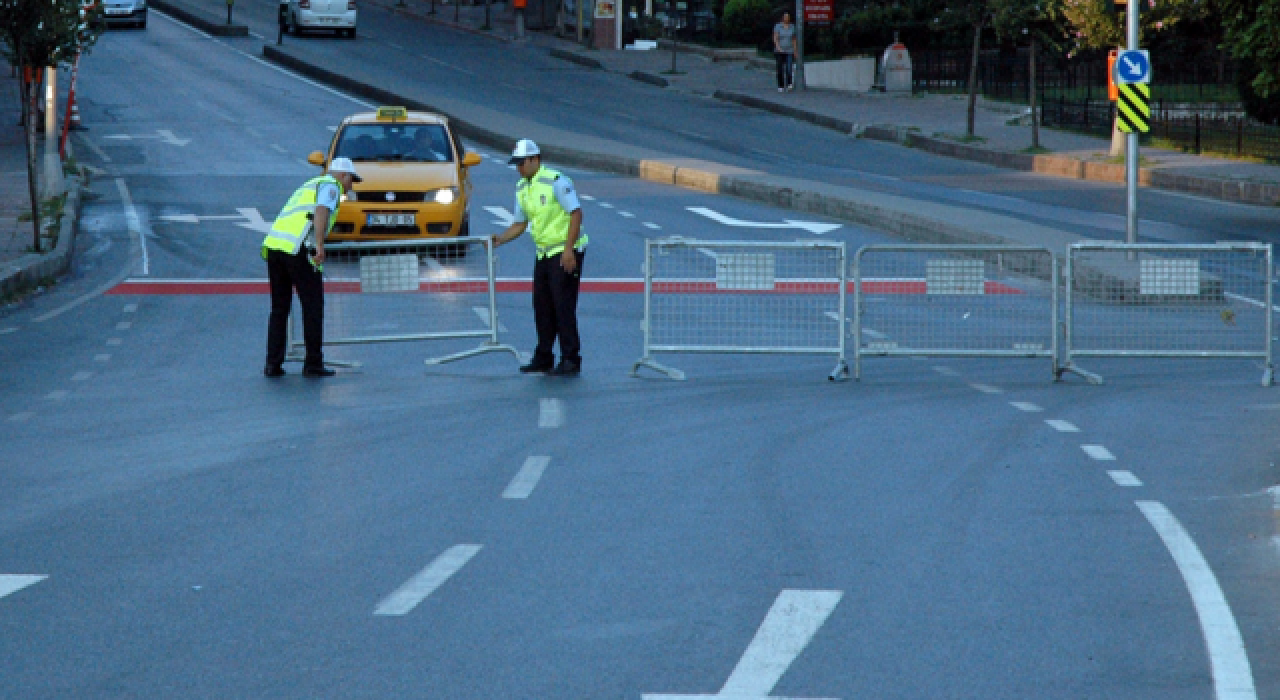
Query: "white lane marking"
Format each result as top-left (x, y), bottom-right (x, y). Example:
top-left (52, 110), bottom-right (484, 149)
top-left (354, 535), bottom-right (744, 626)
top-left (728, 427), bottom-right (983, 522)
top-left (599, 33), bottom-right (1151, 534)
top-left (1046, 419), bottom-right (1080, 432)
top-left (248, 30), bottom-right (264, 39)
top-left (107, 338), bottom-right (122, 346)
top-left (45, 390), bottom-right (69, 401)
top-left (1223, 292), bottom-right (1280, 313)
top-left (71, 371), bottom-right (93, 382)
top-left (420, 54), bottom-right (477, 76)
top-left (611, 111), bottom-right (638, 121)
top-left (645, 589), bottom-right (843, 700)
top-left (675, 128), bottom-right (709, 140)
top-left (932, 366), bottom-right (958, 376)
top-left (686, 206), bottom-right (843, 235)
top-left (327, 126), bottom-right (338, 132)
top-left (598, 202), bottom-right (614, 209)
top-left (0, 575), bottom-right (47, 600)
top-left (8, 412), bottom-right (34, 423)
top-left (539, 398), bottom-right (564, 428)
top-left (969, 382), bottom-right (1002, 395)
top-left (270, 143), bottom-right (288, 154)
top-left (373, 545), bottom-right (482, 616)
top-left (94, 354), bottom-right (111, 362)
top-left (1136, 501), bottom-right (1257, 700)
top-left (32, 263), bottom-right (134, 323)
top-left (115, 178), bottom-right (148, 277)
top-left (619, 211), bottom-right (635, 218)
top-left (1010, 402), bottom-right (1043, 412)
top-left (0, 327), bottom-right (17, 335)
top-left (1081, 444), bottom-right (1116, 461)
top-left (484, 205), bottom-right (515, 227)
top-left (471, 306), bottom-right (507, 332)
top-left (1108, 470), bottom-right (1143, 487)
top-left (580, 194), bottom-right (596, 201)
top-left (116, 321), bottom-right (132, 331)
top-left (385, 41), bottom-right (405, 50)
top-left (78, 134), bottom-right (113, 163)
top-left (233, 208), bottom-right (272, 235)
top-left (502, 456), bottom-right (551, 499)
top-left (643, 222), bottom-right (661, 230)
top-left (123, 303), bottom-right (137, 313)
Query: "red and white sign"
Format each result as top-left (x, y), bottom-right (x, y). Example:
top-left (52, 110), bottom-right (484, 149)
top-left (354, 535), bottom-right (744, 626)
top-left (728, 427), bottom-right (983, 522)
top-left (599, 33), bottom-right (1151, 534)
top-left (804, 0), bottom-right (832, 24)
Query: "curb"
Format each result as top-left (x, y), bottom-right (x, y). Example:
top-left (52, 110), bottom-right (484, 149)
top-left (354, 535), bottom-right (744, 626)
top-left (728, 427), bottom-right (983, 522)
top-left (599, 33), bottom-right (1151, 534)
top-left (714, 89), bottom-right (857, 134)
top-left (549, 48), bottom-right (603, 69)
top-left (0, 176), bottom-right (85, 300)
top-left (629, 70), bottom-right (668, 88)
top-left (149, 0), bottom-right (249, 36)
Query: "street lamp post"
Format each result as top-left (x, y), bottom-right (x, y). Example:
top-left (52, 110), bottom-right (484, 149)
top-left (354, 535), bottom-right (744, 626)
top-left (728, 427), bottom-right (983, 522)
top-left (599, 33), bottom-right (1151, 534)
top-left (1124, 0), bottom-right (1138, 244)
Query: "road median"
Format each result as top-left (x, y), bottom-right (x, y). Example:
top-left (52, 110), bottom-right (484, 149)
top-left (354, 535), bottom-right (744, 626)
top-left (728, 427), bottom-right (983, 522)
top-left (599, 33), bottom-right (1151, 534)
top-left (149, 0), bottom-right (249, 36)
top-left (0, 176), bottom-right (86, 301)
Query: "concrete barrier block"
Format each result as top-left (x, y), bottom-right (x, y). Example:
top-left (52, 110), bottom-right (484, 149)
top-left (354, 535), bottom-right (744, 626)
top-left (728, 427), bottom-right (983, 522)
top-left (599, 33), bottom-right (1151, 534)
top-left (639, 160), bottom-right (677, 185)
top-left (674, 168), bottom-right (720, 193)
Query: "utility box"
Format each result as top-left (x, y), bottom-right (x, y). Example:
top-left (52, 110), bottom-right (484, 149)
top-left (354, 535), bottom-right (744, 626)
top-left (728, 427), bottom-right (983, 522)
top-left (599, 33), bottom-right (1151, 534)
top-left (881, 41), bottom-right (912, 94)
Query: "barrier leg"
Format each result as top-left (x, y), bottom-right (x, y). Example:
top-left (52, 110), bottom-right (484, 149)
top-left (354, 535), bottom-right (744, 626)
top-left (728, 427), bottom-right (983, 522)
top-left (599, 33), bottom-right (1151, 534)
top-left (630, 356), bottom-right (686, 381)
top-left (424, 342), bottom-right (524, 367)
top-left (828, 359), bottom-right (849, 382)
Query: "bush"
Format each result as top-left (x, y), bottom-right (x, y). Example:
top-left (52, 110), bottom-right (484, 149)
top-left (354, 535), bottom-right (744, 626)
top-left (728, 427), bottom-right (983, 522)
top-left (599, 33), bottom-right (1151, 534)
top-left (1237, 58), bottom-right (1280, 126)
top-left (721, 0), bottom-right (772, 47)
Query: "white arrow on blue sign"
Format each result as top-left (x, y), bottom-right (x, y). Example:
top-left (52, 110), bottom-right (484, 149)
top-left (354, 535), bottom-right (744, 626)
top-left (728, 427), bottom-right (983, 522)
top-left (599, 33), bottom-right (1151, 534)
top-left (1115, 49), bottom-right (1151, 84)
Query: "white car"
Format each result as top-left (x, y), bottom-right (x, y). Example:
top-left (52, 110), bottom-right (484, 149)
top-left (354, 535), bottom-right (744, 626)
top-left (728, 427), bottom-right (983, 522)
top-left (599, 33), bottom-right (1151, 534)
top-left (282, 0), bottom-right (356, 37)
top-left (102, 0), bottom-right (146, 28)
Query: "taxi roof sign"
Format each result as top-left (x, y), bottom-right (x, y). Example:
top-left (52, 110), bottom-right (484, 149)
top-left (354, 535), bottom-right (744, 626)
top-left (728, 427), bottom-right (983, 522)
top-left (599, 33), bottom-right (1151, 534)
top-left (375, 106), bottom-right (409, 122)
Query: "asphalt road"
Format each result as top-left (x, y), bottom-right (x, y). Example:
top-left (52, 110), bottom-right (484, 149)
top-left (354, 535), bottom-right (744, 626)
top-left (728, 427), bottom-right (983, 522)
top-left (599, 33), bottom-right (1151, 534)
top-left (2, 14), bottom-right (1280, 699)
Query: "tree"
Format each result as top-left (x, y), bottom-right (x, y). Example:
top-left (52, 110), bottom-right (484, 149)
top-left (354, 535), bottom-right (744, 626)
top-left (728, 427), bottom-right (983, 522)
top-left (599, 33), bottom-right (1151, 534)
top-left (991, 0), bottom-right (1067, 149)
top-left (1218, 0), bottom-right (1280, 123)
top-left (0, 0), bottom-right (101, 253)
top-left (931, 0), bottom-right (992, 138)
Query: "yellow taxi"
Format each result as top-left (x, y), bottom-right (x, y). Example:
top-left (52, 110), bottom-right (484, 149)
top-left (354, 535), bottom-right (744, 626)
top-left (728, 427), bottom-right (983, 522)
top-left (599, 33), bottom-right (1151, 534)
top-left (307, 106), bottom-right (483, 243)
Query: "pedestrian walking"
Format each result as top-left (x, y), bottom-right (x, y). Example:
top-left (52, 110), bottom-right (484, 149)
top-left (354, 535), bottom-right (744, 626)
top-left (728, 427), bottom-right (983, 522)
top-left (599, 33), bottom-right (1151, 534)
top-left (773, 13), bottom-right (797, 92)
top-left (491, 139), bottom-right (588, 376)
top-left (261, 157), bottom-right (362, 378)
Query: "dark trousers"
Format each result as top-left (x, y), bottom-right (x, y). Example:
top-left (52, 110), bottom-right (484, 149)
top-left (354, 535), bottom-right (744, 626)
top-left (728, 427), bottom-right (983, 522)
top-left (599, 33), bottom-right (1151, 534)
top-left (775, 52), bottom-right (794, 88)
top-left (531, 250), bottom-right (584, 366)
top-left (265, 247), bottom-right (324, 370)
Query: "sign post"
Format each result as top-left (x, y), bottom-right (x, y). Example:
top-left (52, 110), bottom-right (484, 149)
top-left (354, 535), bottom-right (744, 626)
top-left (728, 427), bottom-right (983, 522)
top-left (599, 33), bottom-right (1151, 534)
top-left (794, 0), bottom-right (804, 91)
top-left (1119, 1), bottom-right (1146, 244)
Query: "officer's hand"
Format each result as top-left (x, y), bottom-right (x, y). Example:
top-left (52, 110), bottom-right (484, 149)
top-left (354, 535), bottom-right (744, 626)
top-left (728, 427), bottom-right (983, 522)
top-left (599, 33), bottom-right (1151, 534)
top-left (560, 249), bottom-right (578, 274)
top-left (312, 248), bottom-right (326, 266)
top-left (490, 234), bottom-right (500, 248)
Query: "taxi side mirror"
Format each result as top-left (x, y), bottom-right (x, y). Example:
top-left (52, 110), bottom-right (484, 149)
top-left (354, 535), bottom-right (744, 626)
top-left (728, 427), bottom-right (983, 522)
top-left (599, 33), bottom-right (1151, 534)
top-left (307, 151), bottom-right (326, 166)
top-left (462, 152), bottom-right (482, 167)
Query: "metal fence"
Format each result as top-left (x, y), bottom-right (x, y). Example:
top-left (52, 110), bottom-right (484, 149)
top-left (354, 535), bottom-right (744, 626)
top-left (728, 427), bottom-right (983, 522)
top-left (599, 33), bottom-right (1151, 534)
top-left (286, 237), bottom-right (522, 368)
top-left (1061, 242), bottom-right (1274, 386)
top-left (631, 239), bottom-right (849, 381)
top-left (852, 245), bottom-right (1058, 380)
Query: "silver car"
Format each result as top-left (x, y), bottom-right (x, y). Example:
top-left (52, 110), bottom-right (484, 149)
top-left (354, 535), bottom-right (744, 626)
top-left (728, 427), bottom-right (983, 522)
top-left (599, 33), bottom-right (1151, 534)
top-left (281, 0), bottom-right (357, 37)
top-left (103, 0), bottom-right (147, 28)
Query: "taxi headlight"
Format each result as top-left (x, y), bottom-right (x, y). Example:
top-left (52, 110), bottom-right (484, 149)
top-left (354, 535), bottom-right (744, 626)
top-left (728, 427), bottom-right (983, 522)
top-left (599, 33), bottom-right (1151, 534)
top-left (431, 187), bottom-right (457, 205)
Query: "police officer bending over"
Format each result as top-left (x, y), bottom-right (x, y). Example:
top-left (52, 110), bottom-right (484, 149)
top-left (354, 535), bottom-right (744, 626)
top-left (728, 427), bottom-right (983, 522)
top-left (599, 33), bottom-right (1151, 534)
top-left (262, 157), bottom-right (362, 378)
top-left (491, 139), bottom-right (588, 376)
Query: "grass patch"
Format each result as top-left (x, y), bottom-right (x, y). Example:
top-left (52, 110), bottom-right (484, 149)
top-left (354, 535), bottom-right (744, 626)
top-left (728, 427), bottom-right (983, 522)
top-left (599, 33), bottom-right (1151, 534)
top-left (1019, 145), bottom-right (1053, 154)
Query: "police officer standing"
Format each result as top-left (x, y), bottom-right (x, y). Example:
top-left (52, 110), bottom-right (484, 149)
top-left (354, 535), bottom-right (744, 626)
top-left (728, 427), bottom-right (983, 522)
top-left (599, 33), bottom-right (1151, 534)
top-left (262, 157), bottom-right (362, 378)
top-left (491, 140), bottom-right (588, 376)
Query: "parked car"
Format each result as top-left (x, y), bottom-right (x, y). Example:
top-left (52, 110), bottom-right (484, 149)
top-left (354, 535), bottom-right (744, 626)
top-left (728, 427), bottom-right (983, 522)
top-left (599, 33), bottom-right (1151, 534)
top-left (281, 0), bottom-right (356, 37)
top-left (102, 0), bottom-right (146, 28)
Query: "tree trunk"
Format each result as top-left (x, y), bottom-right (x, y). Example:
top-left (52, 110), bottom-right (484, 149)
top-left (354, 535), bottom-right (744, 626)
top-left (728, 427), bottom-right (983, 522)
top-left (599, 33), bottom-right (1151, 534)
top-left (1030, 36), bottom-right (1039, 150)
top-left (19, 57), bottom-right (42, 254)
top-left (966, 18), bottom-right (982, 138)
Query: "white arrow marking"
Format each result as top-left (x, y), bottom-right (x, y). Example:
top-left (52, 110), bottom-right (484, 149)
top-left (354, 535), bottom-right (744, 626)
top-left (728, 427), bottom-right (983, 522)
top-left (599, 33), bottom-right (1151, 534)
top-left (484, 205), bottom-right (515, 227)
top-left (645, 589), bottom-right (843, 700)
top-left (103, 134), bottom-right (132, 141)
top-left (0, 575), bottom-right (47, 600)
top-left (233, 208), bottom-right (273, 235)
top-left (686, 207), bottom-right (842, 235)
top-left (157, 130), bottom-right (191, 146)
top-left (1123, 56), bottom-right (1140, 75)
top-left (105, 131), bottom-right (190, 146)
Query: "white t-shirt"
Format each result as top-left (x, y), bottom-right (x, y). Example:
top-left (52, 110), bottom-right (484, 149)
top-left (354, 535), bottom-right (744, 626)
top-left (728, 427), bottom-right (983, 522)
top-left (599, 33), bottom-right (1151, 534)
top-left (316, 181), bottom-right (342, 212)
top-left (513, 172), bottom-right (582, 223)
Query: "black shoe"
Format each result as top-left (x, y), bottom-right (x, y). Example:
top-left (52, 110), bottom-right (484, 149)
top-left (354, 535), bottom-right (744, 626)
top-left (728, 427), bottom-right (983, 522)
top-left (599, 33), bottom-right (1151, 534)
top-left (520, 361), bottom-right (554, 374)
top-left (263, 366), bottom-right (286, 378)
top-left (549, 360), bottom-right (581, 376)
top-left (302, 366), bottom-right (336, 378)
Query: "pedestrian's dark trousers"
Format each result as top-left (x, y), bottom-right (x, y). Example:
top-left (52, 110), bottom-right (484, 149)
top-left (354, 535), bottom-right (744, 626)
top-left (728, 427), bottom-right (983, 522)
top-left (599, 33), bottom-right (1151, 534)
top-left (531, 249), bottom-right (585, 366)
top-left (775, 52), bottom-right (794, 88)
top-left (265, 247), bottom-right (324, 370)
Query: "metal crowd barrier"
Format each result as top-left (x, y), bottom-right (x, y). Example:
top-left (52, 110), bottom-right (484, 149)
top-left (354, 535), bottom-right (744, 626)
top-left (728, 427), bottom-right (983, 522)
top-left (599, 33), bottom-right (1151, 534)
top-left (631, 239), bottom-right (849, 381)
top-left (286, 237), bottom-right (521, 368)
top-left (1061, 242), bottom-right (1274, 386)
top-left (852, 245), bottom-right (1059, 379)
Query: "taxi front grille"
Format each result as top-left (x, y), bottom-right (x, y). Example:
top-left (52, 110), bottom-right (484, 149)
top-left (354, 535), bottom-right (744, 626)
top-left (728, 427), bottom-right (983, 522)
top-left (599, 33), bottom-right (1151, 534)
top-left (353, 191), bottom-right (427, 203)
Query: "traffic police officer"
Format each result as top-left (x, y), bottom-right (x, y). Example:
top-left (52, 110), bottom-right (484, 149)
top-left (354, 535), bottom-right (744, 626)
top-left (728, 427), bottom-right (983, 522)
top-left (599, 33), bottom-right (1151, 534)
top-left (262, 157), bottom-right (362, 378)
top-left (491, 139), bottom-right (588, 376)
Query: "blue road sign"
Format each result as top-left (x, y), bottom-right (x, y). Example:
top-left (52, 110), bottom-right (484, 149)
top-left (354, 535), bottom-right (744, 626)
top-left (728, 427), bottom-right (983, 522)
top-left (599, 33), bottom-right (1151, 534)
top-left (1115, 50), bottom-right (1151, 84)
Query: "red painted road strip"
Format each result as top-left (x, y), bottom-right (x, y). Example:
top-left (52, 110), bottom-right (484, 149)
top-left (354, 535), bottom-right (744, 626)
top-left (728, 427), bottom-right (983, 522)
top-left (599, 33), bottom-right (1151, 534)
top-left (107, 279), bottom-right (1023, 295)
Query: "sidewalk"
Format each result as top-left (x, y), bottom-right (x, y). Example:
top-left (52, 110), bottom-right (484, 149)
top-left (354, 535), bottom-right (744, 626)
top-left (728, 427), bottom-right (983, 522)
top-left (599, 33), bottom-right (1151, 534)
top-left (369, 0), bottom-right (1280, 204)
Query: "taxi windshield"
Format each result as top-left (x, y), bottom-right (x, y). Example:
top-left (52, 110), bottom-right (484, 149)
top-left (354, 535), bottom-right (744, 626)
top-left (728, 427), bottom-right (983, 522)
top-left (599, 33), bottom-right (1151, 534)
top-left (334, 123), bottom-right (454, 163)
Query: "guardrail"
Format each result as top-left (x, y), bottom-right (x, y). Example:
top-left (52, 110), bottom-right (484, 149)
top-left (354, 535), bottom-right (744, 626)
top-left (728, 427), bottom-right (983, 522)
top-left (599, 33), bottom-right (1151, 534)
top-left (1061, 242), bottom-right (1273, 386)
top-left (631, 239), bottom-right (849, 381)
top-left (286, 237), bottom-right (522, 368)
top-left (852, 245), bottom-right (1059, 380)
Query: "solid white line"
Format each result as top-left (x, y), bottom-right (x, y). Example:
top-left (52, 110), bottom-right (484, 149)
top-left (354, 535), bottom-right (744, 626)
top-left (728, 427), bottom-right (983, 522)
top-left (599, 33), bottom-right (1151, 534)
top-left (1010, 401), bottom-right (1042, 412)
top-left (71, 371), bottom-right (93, 382)
top-left (719, 590), bottom-right (844, 696)
top-left (1046, 419), bottom-right (1080, 432)
top-left (969, 382), bottom-right (1002, 394)
top-left (1081, 444), bottom-right (1116, 461)
top-left (1136, 501), bottom-right (1257, 700)
top-left (374, 545), bottom-right (482, 616)
top-left (1108, 470), bottom-right (1143, 487)
top-left (502, 456), bottom-right (551, 499)
top-left (932, 366), bottom-right (958, 376)
top-left (0, 575), bottom-right (47, 600)
top-left (539, 398), bottom-right (564, 428)
top-left (643, 222), bottom-right (661, 230)
top-left (32, 263), bottom-right (134, 323)
top-left (115, 178), bottom-right (148, 277)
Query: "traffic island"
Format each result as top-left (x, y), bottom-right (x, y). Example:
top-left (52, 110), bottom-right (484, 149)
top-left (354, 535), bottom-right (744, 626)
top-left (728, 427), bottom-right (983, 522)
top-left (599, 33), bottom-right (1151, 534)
top-left (149, 0), bottom-right (249, 36)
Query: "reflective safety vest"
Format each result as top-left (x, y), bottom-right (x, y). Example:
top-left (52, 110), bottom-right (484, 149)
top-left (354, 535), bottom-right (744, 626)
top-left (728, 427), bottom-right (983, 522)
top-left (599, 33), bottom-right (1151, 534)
top-left (262, 175), bottom-right (344, 256)
top-left (517, 166), bottom-right (587, 259)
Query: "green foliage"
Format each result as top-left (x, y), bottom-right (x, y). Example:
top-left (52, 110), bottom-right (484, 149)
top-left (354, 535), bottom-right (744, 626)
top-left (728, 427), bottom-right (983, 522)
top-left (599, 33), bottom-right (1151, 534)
top-left (721, 0), bottom-right (773, 47)
top-left (0, 0), bottom-right (103, 71)
top-left (1219, 0), bottom-right (1280, 123)
top-left (1060, 0), bottom-right (1206, 53)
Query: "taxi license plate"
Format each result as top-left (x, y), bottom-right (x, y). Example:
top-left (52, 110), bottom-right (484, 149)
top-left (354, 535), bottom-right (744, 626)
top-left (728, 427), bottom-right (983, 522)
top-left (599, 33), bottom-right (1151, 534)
top-left (106, 8), bottom-right (129, 14)
top-left (366, 213), bottom-right (415, 227)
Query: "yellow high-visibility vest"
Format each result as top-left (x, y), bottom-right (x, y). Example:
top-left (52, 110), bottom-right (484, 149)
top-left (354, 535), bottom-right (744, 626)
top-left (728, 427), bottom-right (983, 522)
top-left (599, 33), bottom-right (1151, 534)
top-left (517, 166), bottom-right (587, 259)
top-left (263, 175), bottom-right (344, 255)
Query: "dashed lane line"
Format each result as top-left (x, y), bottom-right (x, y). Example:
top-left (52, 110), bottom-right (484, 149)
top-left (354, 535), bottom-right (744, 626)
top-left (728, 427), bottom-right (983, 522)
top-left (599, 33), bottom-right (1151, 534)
top-left (45, 390), bottom-right (69, 401)
top-left (502, 456), bottom-right (551, 499)
top-left (539, 398), bottom-right (565, 428)
top-left (932, 366), bottom-right (959, 377)
top-left (598, 202), bottom-right (614, 209)
top-left (643, 222), bottom-right (661, 230)
top-left (1108, 470), bottom-right (1143, 487)
top-left (116, 321), bottom-right (132, 331)
top-left (580, 194), bottom-right (596, 201)
top-left (373, 544), bottom-right (482, 616)
top-left (1137, 501), bottom-right (1257, 700)
top-left (1046, 420), bottom-right (1080, 433)
top-left (7, 412), bottom-right (34, 423)
top-left (106, 338), bottom-right (122, 346)
top-left (1081, 444), bottom-right (1116, 461)
top-left (0, 327), bottom-right (16, 335)
top-left (71, 372), bottom-right (93, 382)
top-left (123, 304), bottom-right (137, 313)
top-left (0, 575), bottom-right (47, 600)
top-left (969, 382), bottom-right (1002, 394)
top-left (1010, 402), bottom-right (1042, 412)
top-left (619, 211), bottom-right (635, 218)
top-left (94, 354), bottom-right (111, 362)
